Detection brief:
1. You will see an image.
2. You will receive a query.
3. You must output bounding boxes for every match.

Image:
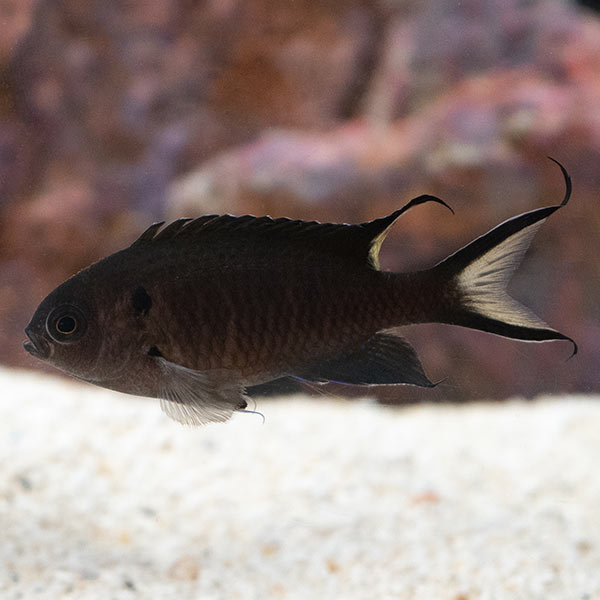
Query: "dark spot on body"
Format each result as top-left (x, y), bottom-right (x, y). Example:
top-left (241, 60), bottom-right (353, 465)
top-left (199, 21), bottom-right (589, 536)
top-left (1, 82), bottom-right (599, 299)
top-left (148, 346), bottom-right (162, 357)
top-left (132, 286), bottom-right (152, 316)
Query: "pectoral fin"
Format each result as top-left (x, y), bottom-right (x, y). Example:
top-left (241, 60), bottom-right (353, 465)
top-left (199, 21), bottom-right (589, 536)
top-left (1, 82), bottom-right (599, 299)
top-left (296, 333), bottom-right (435, 387)
top-left (155, 357), bottom-right (248, 425)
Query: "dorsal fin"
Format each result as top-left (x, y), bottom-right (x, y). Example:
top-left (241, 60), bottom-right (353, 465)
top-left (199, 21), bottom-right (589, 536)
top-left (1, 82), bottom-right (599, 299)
top-left (130, 221), bottom-right (165, 247)
top-left (130, 194), bottom-right (452, 269)
top-left (362, 194), bottom-right (453, 268)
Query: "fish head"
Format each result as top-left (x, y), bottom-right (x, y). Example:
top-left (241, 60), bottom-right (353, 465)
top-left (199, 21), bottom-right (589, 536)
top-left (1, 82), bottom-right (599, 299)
top-left (24, 272), bottom-right (100, 377)
top-left (23, 267), bottom-right (140, 384)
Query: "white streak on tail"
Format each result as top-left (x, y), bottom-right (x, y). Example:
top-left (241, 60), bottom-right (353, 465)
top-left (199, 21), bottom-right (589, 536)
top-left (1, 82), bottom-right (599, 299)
top-left (457, 219), bottom-right (549, 330)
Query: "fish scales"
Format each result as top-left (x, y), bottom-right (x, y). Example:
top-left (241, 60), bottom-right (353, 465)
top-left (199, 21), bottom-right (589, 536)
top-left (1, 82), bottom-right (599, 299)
top-left (24, 162), bottom-right (577, 425)
top-left (146, 242), bottom-right (376, 381)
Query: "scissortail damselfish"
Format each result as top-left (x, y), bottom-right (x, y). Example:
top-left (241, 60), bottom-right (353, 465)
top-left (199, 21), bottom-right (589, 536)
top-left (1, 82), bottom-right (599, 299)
top-left (24, 159), bottom-right (576, 425)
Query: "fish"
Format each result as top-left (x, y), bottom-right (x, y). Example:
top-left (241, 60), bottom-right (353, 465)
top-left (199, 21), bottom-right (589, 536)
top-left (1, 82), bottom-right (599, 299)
top-left (24, 158), bottom-right (576, 426)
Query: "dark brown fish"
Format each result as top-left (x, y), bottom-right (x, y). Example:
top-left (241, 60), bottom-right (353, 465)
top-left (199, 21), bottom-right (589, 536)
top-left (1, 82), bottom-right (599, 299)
top-left (24, 160), bottom-right (575, 425)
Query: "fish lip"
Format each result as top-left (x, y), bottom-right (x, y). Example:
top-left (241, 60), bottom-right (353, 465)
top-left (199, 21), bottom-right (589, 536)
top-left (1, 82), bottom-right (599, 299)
top-left (23, 328), bottom-right (51, 360)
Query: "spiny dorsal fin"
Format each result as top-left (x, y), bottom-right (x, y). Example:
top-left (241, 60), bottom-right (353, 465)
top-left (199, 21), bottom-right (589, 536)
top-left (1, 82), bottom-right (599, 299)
top-left (130, 194), bottom-right (452, 268)
top-left (130, 221), bottom-right (165, 246)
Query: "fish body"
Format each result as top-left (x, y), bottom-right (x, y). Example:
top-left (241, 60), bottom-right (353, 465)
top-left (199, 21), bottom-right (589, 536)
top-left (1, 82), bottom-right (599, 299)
top-left (24, 161), bottom-right (575, 425)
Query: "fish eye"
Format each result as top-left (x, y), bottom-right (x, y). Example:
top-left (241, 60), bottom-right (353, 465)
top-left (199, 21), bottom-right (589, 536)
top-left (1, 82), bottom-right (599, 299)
top-left (46, 305), bottom-right (87, 343)
top-left (57, 315), bottom-right (76, 334)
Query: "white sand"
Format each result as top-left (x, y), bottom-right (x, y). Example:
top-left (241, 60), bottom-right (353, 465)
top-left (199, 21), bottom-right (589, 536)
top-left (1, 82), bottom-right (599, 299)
top-left (0, 367), bottom-right (599, 600)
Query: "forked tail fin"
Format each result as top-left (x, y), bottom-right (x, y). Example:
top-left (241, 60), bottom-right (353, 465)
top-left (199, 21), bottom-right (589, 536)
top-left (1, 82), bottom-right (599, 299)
top-left (432, 158), bottom-right (577, 356)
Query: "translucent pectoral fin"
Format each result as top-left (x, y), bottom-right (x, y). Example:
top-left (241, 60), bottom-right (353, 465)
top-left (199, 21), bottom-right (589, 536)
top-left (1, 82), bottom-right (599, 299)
top-left (296, 333), bottom-right (435, 387)
top-left (155, 357), bottom-right (248, 426)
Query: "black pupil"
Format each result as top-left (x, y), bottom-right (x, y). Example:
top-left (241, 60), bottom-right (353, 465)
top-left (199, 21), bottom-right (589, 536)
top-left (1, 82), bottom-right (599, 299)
top-left (57, 315), bottom-right (77, 334)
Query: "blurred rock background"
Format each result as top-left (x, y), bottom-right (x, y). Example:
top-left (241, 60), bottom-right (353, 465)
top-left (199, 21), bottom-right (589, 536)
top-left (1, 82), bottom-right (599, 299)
top-left (0, 0), bottom-right (598, 402)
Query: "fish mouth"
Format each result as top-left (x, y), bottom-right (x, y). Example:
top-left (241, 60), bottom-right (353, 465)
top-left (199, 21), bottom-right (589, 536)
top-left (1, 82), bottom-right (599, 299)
top-left (23, 328), bottom-right (51, 360)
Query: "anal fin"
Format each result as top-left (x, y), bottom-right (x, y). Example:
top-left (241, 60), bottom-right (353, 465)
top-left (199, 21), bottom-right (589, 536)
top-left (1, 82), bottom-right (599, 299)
top-left (295, 333), bottom-right (435, 387)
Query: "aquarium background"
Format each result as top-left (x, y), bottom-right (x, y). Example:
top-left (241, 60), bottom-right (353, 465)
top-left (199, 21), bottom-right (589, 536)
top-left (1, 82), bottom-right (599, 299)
top-left (1, 0), bottom-right (598, 401)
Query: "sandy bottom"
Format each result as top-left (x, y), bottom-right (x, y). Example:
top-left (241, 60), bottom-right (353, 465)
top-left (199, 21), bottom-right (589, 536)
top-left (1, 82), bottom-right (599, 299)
top-left (0, 367), bottom-right (599, 600)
